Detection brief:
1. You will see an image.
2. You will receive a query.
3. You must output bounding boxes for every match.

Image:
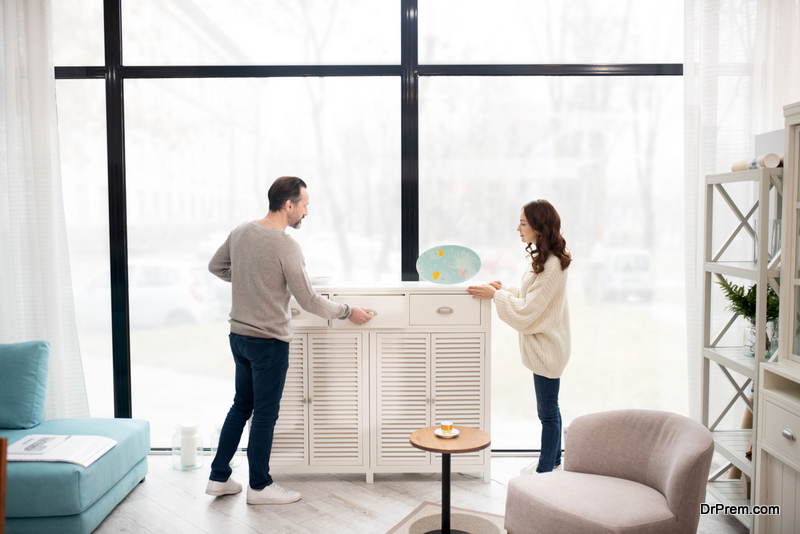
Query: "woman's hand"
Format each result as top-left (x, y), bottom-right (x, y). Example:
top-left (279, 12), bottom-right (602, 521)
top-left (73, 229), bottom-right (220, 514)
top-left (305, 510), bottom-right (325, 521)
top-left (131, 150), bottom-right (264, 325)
top-left (467, 283), bottom-right (497, 299)
top-left (488, 280), bottom-right (501, 290)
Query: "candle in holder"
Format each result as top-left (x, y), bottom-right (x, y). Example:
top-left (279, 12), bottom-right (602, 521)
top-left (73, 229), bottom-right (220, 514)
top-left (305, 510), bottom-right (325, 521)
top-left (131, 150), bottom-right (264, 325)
top-left (172, 422), bottom-right (203, 470)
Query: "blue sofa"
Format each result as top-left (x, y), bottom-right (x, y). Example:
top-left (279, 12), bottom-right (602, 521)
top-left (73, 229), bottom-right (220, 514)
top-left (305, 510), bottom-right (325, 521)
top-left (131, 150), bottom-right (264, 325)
top-left (0, 341), bottom-right (150, 534)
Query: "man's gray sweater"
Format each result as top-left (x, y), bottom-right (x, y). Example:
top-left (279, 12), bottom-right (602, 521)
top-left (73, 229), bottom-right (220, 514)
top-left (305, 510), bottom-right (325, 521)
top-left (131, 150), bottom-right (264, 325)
top-left (209, 221), bottom-right (352, 342)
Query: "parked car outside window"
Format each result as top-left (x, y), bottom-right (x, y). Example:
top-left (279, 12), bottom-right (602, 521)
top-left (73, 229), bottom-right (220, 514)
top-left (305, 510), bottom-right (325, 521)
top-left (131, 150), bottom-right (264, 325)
top-left (75, 259), bottom-right (225, 330)
top-left (585, 248), bottom-right (654, 303)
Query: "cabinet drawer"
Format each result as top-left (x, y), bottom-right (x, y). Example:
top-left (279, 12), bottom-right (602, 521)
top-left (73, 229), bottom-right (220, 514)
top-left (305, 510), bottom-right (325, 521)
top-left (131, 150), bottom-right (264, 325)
top-left (409, 295), bottom-right (481, 326)
top-left (331, 295), bottom-right (408, 329)
top-left (289, 295), bottom-right (330, 327)
top-left (763, 400), bottom-right (800, 464)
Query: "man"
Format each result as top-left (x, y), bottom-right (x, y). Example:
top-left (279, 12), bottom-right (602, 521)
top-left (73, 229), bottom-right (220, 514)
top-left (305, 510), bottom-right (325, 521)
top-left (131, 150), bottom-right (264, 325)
top-left (205, 176), bottom-right (372, 504)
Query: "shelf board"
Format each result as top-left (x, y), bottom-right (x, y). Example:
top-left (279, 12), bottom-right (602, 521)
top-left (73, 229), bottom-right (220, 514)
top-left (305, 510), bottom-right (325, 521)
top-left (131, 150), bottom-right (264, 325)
top-left (711, 430), bottom-right (753, 477)
top-left (706, 168), bottom-right (782, 184)
top-left (703, 347), bottom-right (757, 379)
top-left (704, 261), bottom-right (779, 280)
top-left (706, 480), bottom-right (752, 529)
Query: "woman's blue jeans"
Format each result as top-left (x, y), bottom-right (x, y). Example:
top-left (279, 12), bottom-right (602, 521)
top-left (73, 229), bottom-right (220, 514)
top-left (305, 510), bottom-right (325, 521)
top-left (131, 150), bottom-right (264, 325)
top-left (533, 373), bottom-right (562, 473)
top-left (210, 333), bottom-right (289, 489)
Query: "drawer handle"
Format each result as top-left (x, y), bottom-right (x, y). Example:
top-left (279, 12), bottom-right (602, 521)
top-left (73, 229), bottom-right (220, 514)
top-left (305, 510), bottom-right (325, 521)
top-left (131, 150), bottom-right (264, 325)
top-left (436, 307), bottom-right (454, 314)
top-left (782, 428), bottom-right (796, 441)
top-left (367, 309), bottom-right (378, 317)
top-left (291, 308), bottom-right (301, 316)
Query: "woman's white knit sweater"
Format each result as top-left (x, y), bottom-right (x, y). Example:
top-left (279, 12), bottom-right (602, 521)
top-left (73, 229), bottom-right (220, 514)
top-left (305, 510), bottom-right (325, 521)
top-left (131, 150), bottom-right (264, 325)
top-left (493, 254), bottom-right (571, 379)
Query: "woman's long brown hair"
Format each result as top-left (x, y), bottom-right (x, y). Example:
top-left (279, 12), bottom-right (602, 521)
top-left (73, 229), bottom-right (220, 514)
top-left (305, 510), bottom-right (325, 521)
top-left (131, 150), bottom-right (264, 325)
top-left (523, 199), bottom-right (572, 274)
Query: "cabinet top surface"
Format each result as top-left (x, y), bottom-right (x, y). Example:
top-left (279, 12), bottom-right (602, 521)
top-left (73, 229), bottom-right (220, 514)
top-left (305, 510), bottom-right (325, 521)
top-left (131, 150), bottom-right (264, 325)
top-left (311, 282), bottom-right (486, 294)
top-left (409, 426), bottom-right (491, 454)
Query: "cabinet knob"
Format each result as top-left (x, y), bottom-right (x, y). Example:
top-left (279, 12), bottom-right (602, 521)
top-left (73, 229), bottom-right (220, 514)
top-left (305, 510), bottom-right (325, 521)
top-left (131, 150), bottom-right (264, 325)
top-left (436, 307), bottom-right (454, 314)
top-left (291, 308), bottom-right (301, 316)
top-left (782, 428), bottom-right (796, 441)
top-left (367, 309), bottom-right (378, 316)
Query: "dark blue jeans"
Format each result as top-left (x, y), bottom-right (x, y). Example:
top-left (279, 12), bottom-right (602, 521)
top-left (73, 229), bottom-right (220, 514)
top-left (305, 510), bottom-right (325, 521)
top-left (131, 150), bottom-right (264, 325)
top-left (210, 333), bottom-right (289, 489)
top-left (533, 373), bottom-right (562, 473)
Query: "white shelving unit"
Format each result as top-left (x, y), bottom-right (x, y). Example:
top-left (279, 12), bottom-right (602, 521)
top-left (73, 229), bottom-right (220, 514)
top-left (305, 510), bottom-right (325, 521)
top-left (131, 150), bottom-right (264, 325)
top-left (702, 167), bottom-right (784, 532)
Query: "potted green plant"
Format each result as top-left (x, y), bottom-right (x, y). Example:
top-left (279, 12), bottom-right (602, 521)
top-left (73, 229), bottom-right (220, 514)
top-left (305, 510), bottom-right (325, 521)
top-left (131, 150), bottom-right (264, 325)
top-left (716, 278), bottom-right (779, 357)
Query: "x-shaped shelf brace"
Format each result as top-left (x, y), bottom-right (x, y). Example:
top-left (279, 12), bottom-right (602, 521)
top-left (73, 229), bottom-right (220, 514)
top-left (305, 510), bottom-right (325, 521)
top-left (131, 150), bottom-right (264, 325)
top-left (708, 461), bottom-right (736, 482)
top-left (711, 184), bottom-right (757, 262)
top-left (707, 270), bottom-right (780, 431)
top-left (711, 176), bottom-right (782, 267)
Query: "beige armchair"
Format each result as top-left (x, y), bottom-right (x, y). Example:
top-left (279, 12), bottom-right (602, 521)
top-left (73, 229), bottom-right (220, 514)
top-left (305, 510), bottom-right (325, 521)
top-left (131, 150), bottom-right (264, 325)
top-left (504, 409), bottom-right (714, 534)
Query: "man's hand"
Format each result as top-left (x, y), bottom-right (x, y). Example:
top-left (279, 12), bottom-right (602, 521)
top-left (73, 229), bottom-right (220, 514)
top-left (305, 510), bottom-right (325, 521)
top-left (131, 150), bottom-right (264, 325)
top-left (348, 306), bottom-right (373, 325)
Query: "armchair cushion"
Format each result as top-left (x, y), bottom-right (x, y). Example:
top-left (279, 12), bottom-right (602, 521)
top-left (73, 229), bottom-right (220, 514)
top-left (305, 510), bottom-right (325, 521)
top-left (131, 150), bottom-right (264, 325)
top-left (0, 340), bottom-right (50, 429)
top-left (506, 472), bottom-right (677, 534)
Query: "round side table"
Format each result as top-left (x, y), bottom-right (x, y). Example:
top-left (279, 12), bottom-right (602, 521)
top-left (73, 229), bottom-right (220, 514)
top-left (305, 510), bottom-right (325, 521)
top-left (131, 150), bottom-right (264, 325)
top-left (409, 425), bottom-right (491, 534)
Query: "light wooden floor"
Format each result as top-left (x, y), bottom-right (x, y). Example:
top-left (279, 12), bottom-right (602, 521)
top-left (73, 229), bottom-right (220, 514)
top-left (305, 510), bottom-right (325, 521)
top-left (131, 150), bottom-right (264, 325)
top-left (94, 454), bottom-right (749, 534)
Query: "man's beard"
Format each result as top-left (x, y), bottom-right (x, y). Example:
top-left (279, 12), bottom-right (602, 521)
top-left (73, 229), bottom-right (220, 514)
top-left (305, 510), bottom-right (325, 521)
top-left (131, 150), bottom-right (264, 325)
top-left (290, 216), bottom-right (304, 229)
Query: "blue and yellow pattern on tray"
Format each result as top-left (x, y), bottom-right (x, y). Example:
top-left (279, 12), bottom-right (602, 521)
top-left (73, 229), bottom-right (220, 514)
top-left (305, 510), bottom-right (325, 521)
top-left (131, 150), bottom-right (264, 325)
top-left (416, 245), bottom-right (481, 284)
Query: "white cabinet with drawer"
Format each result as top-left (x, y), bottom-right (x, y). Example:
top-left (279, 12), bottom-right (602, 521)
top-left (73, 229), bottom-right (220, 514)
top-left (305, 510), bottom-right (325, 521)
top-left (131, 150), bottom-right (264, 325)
top-left (272, 284), bottom-right (492, 484)
top-left (755, 363), bottom-right (800, 533)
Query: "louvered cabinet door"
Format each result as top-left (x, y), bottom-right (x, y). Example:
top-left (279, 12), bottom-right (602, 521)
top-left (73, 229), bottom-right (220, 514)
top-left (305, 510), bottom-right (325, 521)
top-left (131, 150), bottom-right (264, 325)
top-left (376, 333), bottom-right (431, 466)
top-left (308, 332), bottom-right (365, 466)
top-left (271, 335), bottom-right (309, 466)
top-left (432, 332), bottom-right (486, 466)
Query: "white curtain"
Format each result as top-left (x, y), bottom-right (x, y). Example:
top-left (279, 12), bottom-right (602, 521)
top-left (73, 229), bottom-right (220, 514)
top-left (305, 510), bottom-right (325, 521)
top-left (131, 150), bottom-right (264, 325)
top-left (685, 0), bottom-right (800, 420)
top-left (0, 0), bottom-right (89, 419)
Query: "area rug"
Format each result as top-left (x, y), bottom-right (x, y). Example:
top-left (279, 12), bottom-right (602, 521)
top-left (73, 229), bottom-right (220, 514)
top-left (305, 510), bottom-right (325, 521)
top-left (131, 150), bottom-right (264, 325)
top-left (387, 501), bottom-right (506, 534)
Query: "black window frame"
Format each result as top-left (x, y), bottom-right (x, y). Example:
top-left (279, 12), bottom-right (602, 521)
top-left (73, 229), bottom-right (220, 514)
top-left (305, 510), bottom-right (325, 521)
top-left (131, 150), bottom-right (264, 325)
top-left (55, 0), bottom-right (682, 419)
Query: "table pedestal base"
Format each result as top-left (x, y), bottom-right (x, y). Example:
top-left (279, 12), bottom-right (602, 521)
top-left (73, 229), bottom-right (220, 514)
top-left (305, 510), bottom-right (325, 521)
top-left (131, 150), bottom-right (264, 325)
top-left (422, 453), bottom-right (474, 534)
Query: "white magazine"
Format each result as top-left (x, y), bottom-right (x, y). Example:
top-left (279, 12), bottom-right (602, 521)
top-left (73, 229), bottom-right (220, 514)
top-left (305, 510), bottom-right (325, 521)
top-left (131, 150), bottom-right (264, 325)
top-left (7, 434), bottom-right (117, 468)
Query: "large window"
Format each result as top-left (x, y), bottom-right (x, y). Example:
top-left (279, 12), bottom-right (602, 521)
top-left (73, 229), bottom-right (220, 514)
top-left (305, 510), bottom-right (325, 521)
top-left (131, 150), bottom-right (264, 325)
top-left (419, 76), bottom-right (685, 447)
top-left (122, 77), bottom-right (400, 443)
top-left (55, 1), bottom-right (683, 449)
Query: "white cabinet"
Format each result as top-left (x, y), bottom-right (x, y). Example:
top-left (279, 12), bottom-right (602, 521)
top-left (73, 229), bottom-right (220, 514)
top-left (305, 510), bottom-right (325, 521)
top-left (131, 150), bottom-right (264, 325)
top-left (753, 100), bottom-right (800, 533)
top-left (271, 284), bottom-right (492, 483)
top-left (755, 363), bottom-right (800, 533)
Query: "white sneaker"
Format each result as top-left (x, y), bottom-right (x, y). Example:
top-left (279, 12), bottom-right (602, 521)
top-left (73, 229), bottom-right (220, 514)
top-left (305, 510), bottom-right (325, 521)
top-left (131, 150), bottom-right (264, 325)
top-left (520, 461), bottom-right (562, 476)
top-left (205, 477), bottom-right (243, 496)
top-left (247, 483), bottom-right (301, 505)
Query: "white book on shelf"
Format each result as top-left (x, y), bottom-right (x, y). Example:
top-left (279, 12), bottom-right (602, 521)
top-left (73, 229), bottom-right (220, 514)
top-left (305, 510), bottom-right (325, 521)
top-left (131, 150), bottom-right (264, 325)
top-left (7, 434), bottom-right (117, 468)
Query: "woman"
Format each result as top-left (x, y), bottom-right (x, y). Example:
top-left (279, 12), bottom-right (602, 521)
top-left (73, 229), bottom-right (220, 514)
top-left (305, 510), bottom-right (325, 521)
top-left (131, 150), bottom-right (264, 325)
top-left (467, 199), bottom-right (571, 474)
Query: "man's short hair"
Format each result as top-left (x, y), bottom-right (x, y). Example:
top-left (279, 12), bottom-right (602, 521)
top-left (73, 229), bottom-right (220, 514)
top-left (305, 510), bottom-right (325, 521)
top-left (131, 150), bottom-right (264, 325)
top-left (268, 176), bottom-right (307, 212)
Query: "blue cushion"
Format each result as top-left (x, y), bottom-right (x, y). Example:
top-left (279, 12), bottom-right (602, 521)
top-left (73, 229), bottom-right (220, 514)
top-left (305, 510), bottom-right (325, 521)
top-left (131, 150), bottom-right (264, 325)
top-left (5, 457), bottom-right (149, 534)
top-left (1, 418), bottom-right (151, 518)
top-left (0, 340), bottom-right (50, 429)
